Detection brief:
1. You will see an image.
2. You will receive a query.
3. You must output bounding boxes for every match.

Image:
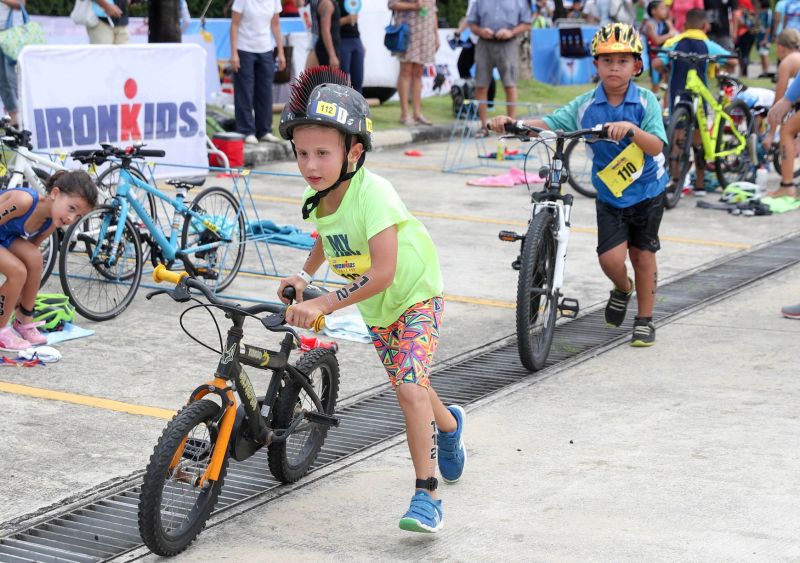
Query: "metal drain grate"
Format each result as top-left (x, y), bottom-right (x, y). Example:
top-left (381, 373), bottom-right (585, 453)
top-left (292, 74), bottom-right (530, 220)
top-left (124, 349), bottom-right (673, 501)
top-left (2, 235), bottom-right (799, 562)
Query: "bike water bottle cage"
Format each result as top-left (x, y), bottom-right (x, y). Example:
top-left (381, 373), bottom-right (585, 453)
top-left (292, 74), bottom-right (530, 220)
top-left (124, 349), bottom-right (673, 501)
top-left (416, 477), bottom-right (438, 491)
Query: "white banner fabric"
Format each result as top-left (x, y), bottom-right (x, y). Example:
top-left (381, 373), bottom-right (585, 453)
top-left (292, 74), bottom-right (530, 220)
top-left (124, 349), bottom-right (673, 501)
top-left (18, 44), bottom-right (207, 178)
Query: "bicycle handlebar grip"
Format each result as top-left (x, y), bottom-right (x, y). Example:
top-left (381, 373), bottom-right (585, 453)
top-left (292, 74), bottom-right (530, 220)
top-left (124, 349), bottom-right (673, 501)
top-left (71, 149), bottom-right (96, 158)
top-left (138, 149), bottom-right (166, 158)
top-left (152, 264), bottom-right (188, 284)
top-left (282, 286), bottom-right (296, 302)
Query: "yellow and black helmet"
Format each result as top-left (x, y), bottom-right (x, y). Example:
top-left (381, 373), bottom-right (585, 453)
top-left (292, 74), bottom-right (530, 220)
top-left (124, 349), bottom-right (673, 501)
top-left (590, 23), bottom-right (644, 57)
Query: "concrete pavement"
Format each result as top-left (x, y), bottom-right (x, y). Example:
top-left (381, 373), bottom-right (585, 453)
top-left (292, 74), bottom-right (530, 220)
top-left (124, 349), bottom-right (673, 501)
top-left (1, 131), bottom-right (799, 561)
top-left (133, 262), bottom-right (800, 562)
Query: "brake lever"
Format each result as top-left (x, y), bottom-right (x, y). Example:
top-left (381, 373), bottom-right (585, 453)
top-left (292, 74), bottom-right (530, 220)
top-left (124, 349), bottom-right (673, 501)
top-left (261, 312), bottom-right (301, 343)
top-left (146, 284), bottom-right (192, 303)
top-left (145, 289), bottom-right (168, 300)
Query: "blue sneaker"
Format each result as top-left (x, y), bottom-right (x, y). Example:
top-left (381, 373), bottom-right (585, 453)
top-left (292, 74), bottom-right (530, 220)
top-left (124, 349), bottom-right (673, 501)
top-left (438, 405), bottom-right (466, 483)
top-left (399, 490), bottom-right (443, 533)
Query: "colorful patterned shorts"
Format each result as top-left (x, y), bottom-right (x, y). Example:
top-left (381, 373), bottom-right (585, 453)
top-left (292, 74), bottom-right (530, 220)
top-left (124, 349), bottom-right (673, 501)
top-left (368, 296), bottom-right (444, 389)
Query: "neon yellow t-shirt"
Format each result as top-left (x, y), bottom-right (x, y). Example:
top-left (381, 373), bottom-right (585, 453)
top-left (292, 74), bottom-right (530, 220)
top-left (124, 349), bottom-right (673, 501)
top-left (304, 167), bottom-right (444, 327)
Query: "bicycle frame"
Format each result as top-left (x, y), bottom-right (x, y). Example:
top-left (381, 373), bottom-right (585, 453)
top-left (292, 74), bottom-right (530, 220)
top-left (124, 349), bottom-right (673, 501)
top-left (103, 167), bottom-right (237, 265)
top-left (531, 136), bottom-right (574, 295)
top-left (172, 313), bottom-right (325, 486)
top-left (4, 146), bottom-right (68, 191)
top-left (681, 69), bottom-right (747, 160)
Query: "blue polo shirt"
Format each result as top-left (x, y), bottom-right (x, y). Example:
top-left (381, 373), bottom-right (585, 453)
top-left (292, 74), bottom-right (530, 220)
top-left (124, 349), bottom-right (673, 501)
top-left (543, 81), bottom-right (667, 208)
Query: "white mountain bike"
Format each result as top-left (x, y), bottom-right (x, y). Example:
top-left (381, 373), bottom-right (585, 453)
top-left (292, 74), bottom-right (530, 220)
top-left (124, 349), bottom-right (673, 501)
top-left (498, 121), bottom-right (627, 371)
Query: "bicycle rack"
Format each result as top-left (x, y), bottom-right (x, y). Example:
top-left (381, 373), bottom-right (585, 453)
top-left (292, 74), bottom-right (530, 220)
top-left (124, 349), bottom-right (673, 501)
top-left (441, 100), bottom-right (561, 175)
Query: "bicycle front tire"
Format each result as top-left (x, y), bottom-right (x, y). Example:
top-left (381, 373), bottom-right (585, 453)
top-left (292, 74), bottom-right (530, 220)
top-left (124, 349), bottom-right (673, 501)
top-left (516, 211), bottom-right (558, 372)
top-left (180, 186), bottom-right (246, 292)
top-left (664, 105), bottom-right (694, 209)
top-left (268, 348), bottom-right (340, 483)
top-left (564, 138), bottom-right (597, 198)
top-left (138, 399), bottom-right (228, 557)
top-left (59, 206), bottom-right (143, 321)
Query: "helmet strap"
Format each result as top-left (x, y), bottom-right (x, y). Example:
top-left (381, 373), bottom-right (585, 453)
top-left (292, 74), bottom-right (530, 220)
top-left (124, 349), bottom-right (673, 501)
top-left (301, 135), bottom-right (367, 220)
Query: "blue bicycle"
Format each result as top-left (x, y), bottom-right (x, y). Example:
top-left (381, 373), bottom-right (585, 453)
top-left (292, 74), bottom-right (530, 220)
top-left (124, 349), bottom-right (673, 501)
top-left (61, 144), bottom-right (246, 321)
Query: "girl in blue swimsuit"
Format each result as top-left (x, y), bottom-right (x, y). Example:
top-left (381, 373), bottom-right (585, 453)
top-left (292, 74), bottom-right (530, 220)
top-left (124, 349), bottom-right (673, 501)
top-left (0, 170), bottom-right (97, 351)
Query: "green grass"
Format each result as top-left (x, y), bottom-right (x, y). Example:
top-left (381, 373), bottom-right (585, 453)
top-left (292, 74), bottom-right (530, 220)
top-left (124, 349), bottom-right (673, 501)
top-left (368, 78), bottom-right (595, 131)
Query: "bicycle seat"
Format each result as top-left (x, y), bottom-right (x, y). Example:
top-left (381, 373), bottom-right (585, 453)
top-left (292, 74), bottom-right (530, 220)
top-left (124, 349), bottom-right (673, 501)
top-left (167, 176), bottom-right (206, 189)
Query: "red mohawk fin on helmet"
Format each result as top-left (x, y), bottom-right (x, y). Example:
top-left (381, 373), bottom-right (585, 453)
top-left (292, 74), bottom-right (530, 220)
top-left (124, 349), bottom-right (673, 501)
top-left (288, 66), bottom-right (352, 115)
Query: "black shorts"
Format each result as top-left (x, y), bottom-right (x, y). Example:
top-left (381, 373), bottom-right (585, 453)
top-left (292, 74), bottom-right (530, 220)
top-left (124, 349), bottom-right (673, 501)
top-left (596, 193), bottom-right (665, 255)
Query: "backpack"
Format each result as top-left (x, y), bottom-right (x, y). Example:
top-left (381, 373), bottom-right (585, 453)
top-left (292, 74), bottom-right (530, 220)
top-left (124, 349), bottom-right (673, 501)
top-left (451, 78), bottom-right (477, 119)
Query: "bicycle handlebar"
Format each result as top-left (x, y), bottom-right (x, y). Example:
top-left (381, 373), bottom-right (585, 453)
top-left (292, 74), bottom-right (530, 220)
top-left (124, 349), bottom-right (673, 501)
top-left (652, 48), bottom-right (729, 64)
top-left (151, 264), bottom-right (326, 332)
top-left (70, 144), bottom-right (166, 165)
top-left (503, 121), bottom-right (633, 141)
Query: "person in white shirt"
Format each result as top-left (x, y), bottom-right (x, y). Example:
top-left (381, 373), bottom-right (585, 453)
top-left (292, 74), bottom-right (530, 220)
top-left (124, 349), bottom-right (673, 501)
top-left (230, 0), bottom-right (286, 144)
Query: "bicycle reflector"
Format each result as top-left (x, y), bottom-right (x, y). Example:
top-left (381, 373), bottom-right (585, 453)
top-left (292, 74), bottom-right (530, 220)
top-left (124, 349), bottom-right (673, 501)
top-left (498, 230), bottom-right (524, 242)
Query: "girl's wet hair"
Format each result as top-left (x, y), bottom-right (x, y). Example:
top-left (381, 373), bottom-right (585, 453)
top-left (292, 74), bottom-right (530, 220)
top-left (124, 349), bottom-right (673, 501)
top-left (46, 170), bottom-right (98, 208)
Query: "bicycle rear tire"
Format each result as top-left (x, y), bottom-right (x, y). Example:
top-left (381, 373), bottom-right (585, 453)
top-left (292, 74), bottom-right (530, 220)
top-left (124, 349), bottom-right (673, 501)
top-left (268, 348), bottom-right (340, 483)
top-left (59, 206), bottom-right (143, 321)
top-left (714, 99), bottom-right (755, 188)
top-left (180, 186), bottom-right (246, 293)
top-left (564, 138), bottom-right (597, 198)
top-left (138, 399), bottom-right (228, 557)
top-left (516, 211), bottom-right (558, 372)
top-left (664, 105), bottom-right (693, 209)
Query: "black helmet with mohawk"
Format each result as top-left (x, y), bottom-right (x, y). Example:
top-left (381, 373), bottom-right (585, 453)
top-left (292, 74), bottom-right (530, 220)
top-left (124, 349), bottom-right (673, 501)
top-left (279, 67), bottom-right (373, 219)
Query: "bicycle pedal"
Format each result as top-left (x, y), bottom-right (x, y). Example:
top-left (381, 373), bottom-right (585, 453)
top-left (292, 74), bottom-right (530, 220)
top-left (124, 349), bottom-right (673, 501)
top-left (196, 267), bottom-right (219, 280)
top-left (304, 411), bottom-right (340, 427)
top-left (558, 297), bottom-right (579, 318)
top-left (498, 230), bottom-right (523, 242)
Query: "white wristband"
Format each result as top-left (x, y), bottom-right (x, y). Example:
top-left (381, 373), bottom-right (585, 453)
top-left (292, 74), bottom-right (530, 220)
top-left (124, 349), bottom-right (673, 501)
top-left (297, 270), bottom-right (312, 284)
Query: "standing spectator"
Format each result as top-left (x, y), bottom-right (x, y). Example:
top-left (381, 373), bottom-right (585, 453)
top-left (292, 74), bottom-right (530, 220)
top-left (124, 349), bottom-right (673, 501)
top-left (0, 0), bottom-right (23, 126)
top-left (454, 14), bottom-right (497, 108)
top-left (755, 0), bottom-right (773, 76)
top-left (315, 0), bottom-right (340, 68)
top-left (338, 0), bottom-right (365, 92)
top-left (230, 0), bottom-right (286, 144)
top-left (781, 0), bottom-right (800, 32)
top-left (641, 0), bottom-right (676, 93)
top-left (704, 0), bottom-right (737, 50)
top-left (388, 0), bottom-right (440, 126)
top-left (670, 0), bottom-right (705, 31)
top-left (734, 0), bottom-right (758, 76)
top-left (467, 0), bottom-right (532, 137)
top-left (88, 0), bottom-right (129, 44)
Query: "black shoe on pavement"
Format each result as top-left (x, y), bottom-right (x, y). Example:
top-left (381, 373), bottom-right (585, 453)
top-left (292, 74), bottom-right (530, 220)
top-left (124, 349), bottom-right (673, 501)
top-left (604, 277), bottom-right (634, 327)
top-left (630, 318), bottom-right (656, 347)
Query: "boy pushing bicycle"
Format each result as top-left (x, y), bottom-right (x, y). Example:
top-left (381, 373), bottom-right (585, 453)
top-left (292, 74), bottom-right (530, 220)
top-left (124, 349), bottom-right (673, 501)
top-left (652, 9), bottom-right (736, 195)
top-left (490, 23), bottom-right (667, 346)
top-left (276, 67), bottom-right (466, 533)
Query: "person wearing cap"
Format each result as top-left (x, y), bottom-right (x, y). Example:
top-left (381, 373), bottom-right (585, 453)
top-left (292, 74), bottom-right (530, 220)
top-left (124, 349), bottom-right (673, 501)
top-left (466, 0), bottom-right (532, 137)
top-left (489, 23), bottom-right (668, 347)
top-left (276, 66), bottom-right (467, 533)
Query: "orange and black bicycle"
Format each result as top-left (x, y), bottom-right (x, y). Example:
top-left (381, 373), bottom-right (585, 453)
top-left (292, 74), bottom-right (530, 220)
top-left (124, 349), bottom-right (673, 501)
top-left (137, 265), bottom-right (340, 556)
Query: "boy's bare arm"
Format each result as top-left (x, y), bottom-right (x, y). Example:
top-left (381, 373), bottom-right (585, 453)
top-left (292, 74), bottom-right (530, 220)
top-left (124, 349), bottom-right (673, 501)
top-left (487, 115), bottom-right (550, 133)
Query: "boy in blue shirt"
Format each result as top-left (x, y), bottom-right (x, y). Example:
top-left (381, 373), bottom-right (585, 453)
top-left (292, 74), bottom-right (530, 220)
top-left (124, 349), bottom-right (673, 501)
top-left (489, 23), bottom-right (667, 346)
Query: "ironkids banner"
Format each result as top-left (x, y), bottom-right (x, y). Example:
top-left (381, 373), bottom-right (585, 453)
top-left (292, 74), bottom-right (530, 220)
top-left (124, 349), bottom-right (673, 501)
top-left (18, 44), bottom-right (207, 177)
